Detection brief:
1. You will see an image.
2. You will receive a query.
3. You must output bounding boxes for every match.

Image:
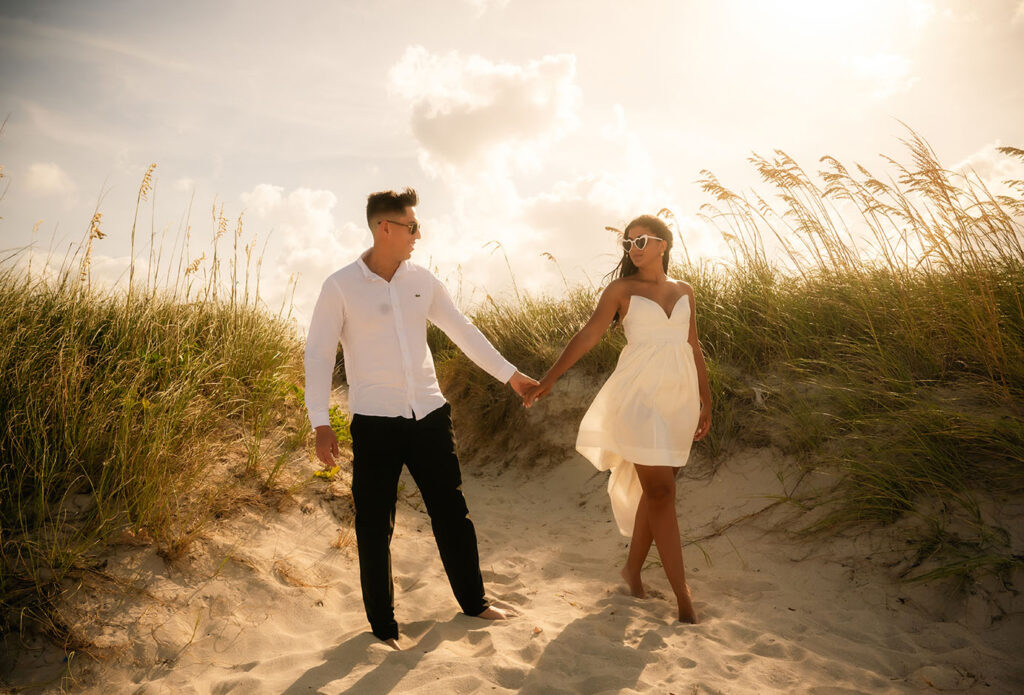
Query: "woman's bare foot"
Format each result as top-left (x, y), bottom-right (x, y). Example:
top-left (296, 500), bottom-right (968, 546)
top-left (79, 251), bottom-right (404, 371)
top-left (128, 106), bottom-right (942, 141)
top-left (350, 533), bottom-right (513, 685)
top-left (621, 566), bottom-right (646, 598)
top-left (676, 582), bottom-right (698, 624)
top-left (383, 637), bottom-right (401, 650)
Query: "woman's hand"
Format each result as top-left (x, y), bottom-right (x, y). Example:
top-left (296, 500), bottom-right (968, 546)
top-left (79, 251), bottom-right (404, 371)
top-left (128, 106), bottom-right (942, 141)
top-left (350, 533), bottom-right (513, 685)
top-left (694, 402), bottom-right (712, 440)
top-left (523, 380), bottom-right (553, 408)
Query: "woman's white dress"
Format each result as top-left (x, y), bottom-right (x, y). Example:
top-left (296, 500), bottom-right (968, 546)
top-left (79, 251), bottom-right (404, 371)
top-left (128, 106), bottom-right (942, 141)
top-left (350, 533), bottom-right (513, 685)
top-left (575, 294), bottom-right (701, 537)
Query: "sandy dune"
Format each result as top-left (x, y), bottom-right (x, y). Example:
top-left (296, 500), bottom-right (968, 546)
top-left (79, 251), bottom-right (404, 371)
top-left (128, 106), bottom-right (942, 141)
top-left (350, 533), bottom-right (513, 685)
top-left (9, 451), bottom-right (1021, 693)
top-left (6, 380), bottom-right (1024, 694)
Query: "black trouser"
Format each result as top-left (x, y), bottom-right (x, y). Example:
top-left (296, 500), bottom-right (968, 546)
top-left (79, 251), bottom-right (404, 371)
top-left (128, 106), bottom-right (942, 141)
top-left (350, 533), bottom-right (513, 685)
top-left (349, 402), bottom-right (489, 640)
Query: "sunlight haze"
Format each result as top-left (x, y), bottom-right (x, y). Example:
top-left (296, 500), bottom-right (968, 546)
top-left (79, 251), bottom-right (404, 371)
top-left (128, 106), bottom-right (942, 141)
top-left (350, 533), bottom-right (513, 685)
top-left (1, 0), bottom-right (1022, 327)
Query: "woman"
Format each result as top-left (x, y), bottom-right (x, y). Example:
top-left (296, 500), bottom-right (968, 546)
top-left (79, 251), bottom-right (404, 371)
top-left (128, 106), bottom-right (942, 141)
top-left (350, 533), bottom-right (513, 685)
top-left (524, 214), bottom-right (712, 623)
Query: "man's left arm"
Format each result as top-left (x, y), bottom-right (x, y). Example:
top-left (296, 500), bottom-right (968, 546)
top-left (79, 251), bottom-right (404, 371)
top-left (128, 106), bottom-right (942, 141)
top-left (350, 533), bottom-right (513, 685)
top-left (427, 277), bottom-right (537, 397)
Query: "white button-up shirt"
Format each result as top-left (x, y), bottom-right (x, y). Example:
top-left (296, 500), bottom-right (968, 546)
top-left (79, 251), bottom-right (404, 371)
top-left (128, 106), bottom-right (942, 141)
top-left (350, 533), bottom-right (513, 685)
top-left (304, 252), bottom-right (516, 427)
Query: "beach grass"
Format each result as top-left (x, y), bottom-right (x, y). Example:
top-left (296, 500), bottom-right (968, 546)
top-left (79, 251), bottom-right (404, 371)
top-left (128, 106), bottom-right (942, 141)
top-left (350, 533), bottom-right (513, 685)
top-left (434, 130), bottom-right (1024, 588)
top-left (0, 168), bottom-right (307, 643)
top-left (2, 129), bottom-right (1021, 650)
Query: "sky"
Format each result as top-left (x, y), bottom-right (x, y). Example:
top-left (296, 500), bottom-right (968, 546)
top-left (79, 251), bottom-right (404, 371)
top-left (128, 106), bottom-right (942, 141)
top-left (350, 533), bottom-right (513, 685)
top-left (2, 0), bottom-right (1023, 328)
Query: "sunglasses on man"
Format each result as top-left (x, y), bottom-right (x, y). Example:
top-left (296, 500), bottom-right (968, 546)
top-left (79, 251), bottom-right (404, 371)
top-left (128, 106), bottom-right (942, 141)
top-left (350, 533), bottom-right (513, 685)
top-left (383, 219), bottom-right (420, 235)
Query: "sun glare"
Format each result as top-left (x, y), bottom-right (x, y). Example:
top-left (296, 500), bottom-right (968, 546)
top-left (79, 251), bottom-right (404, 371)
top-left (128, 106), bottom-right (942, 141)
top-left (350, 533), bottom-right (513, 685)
top-left (729, 0), bottom-right (930, 57)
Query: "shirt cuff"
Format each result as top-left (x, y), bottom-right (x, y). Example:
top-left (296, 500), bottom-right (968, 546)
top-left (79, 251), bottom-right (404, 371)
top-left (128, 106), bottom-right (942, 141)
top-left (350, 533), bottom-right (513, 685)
top-left (309, 411), bottom-right (331, 430)
top-left (497, 362), bottom-right (517, 384)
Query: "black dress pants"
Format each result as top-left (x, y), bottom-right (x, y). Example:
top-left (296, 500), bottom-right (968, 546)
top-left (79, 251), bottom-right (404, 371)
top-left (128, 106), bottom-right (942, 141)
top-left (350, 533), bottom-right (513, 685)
top-left (349, 402), bottom-right (489, 641)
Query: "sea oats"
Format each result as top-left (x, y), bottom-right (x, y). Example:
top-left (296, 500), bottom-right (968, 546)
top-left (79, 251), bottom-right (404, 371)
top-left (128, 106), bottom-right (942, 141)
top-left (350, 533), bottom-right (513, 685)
top-left (139, 163), bottom-right (156, 201)
top-left (185, 253), bottom-right (205, 275)
top-left (79, 212), bottom-right (105, 286)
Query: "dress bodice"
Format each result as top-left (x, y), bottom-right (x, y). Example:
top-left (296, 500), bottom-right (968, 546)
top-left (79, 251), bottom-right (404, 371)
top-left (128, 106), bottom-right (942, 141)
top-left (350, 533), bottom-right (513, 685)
top-left (578, 291), bottom-right (701, 538)
top-left (622, 294), bottom-right (691, 346)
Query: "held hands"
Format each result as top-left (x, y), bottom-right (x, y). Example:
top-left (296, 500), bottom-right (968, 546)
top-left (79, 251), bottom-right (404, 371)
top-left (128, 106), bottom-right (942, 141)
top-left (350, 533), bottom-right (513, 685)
top-left (508, 370), bottom-right (550, 408)
top-left (508, 370), bottom-right (540, 399)
top-left (522, 380), bottom-right (551, 408)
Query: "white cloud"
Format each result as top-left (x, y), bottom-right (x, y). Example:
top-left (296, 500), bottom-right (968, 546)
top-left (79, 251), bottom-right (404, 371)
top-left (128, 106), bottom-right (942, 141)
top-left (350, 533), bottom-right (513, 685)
top-left (409, 104), bottom-right (731, 301)
top-left (513, 105), bottom-right (709, 267)
top-left (241, 183), bottom-right (284, 217)
top-left (515, 178), bottom-right (725, 295)
top-left (10, 247), bottom-right (145, 296)
top-left (518, 120), bottom-right (661, 268)
top-left (382, 47), bottom-right (595, 303)
top-left (173, 177), bottom-right (195, 193)
top-left (953, 142), bottom-right (1024, 198)
top-left (848, 53), bottom-right (917, 99)
top-left (389, 46), bottom-right (582, 175)
top-left (7, 182), bottom-right (366, 329)
top-left (906, 0), bottom-right (937, 32)
top-left (24, 162), bottom-right (77, 197)
top-left (240, 184), bottom-right (370, 327)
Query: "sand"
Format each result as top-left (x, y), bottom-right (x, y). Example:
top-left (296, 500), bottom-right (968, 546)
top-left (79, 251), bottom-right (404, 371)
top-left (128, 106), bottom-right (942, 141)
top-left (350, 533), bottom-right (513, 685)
top-left (5, 381), bottom-right (1024, 694)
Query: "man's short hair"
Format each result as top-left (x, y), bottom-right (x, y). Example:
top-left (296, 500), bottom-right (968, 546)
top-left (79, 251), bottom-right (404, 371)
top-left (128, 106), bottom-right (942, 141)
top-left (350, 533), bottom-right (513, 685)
top-left (366, 188), bottom-right (418, 229)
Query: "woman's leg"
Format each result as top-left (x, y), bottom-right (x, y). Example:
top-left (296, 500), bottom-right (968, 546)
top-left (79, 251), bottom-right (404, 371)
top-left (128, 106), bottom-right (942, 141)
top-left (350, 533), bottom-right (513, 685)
top-left (622, 492), bottom-right (653, 597)
top-left (633, 463), bottom-right (698, 623)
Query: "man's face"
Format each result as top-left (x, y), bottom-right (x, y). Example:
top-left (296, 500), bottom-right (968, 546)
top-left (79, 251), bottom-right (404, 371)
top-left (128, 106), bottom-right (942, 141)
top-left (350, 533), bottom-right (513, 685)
top-left (379, 206), bottom-right (421, 260)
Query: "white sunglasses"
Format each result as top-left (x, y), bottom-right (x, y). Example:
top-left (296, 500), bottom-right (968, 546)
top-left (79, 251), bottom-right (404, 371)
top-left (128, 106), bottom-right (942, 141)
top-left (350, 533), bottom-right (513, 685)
top-left (621, 234), bottom-right (663, 252)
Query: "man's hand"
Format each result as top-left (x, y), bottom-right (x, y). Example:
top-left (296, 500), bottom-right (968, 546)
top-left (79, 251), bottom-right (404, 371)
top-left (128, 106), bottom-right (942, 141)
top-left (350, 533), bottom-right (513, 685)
top-left (314, 425), bottom-right (340, 467)
top-left (508, 371), bottom-right (539, 399)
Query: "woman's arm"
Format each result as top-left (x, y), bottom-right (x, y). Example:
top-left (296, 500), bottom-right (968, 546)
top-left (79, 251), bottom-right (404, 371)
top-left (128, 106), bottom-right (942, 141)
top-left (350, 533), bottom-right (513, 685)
top-left (524, 282), bottom-right (624, 406)
top-left (685, 283), bottom-right (713, 440)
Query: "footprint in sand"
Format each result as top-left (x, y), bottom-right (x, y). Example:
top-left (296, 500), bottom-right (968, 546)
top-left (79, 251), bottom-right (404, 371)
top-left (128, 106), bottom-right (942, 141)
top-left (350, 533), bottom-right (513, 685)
top-left (637, 630), bottom-right (667, 651)
top-left (482, 570), bottom-right (531, 610)
top-left (481, 569), bottom-right (528, 589)
top-left (714, 576), bottom-right (779, 600)
top-left (706, 620), bottom-right (761, 645)
top-left (491, 664), bottom-right (528, 691)
top-left (494, 590), bottom-right (530, 606)
top-left (749, 635), bottom-right (803, 661)
top-left (395, 573), bottom-right (426, 593)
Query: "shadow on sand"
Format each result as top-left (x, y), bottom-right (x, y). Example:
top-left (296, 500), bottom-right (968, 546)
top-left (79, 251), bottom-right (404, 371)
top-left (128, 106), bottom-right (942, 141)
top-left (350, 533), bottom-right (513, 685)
top-left (516, 595), bottom-right (655, 694)
top-left (281, 616), bottom-right (472, 695)
top-left (282, 594), bottom-right (658, 694)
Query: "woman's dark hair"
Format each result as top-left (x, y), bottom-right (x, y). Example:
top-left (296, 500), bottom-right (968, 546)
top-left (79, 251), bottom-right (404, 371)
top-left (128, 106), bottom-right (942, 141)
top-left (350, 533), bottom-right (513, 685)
top-left (606, 214), bottom-right (673, 281)
top-left (603, 214), bottom-right (674, 325)
top-left (366, 187), bottom-right (418, 229)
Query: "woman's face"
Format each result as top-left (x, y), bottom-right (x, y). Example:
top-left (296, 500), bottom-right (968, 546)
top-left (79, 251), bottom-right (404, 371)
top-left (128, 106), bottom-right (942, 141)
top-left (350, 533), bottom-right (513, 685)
top-left (625, 225), bottom-right (666, 269)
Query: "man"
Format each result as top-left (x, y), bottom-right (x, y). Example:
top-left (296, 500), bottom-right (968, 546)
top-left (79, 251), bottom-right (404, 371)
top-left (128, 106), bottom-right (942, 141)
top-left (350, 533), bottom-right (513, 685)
top-left (305, 187), bottom-right (537, 649)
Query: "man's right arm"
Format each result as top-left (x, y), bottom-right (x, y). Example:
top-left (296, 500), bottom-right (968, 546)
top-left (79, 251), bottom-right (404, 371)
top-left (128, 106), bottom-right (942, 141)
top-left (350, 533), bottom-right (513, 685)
top-left (305, 278), bottom-right (344, 465)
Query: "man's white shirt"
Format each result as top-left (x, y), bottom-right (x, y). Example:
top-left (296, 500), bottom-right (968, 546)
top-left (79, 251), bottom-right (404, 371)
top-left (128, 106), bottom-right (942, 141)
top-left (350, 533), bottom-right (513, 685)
top-left (304, 252), bottom-right (516, 428)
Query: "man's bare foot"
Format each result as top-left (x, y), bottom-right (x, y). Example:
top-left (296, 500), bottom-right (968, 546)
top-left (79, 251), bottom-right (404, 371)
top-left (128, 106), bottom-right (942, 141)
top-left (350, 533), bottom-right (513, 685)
top-left (676, 583), bottom-right (699, 624)
top-left (382, 637), bottom-right (400, 650)
top-left (475, 606), bottom-right (513, 621)
top-left (620, 566), bottom-right (646, 598)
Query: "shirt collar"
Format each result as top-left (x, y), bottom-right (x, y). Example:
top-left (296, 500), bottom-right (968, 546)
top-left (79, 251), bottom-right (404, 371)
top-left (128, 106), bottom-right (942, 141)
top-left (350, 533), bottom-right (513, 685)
top-left (357, 249), bottom-right (408, 282)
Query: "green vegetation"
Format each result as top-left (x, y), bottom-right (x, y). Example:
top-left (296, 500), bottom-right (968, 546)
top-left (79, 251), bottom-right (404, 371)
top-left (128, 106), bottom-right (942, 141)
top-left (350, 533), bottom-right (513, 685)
top-left (0, 167), bottom-right (308, 641)
top-left (329, 404), bottom-right (353, 445)
top-left (1, 130), bottom-right (1020, 650)
top-left (435, 131), bottom-right (1024, 588)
